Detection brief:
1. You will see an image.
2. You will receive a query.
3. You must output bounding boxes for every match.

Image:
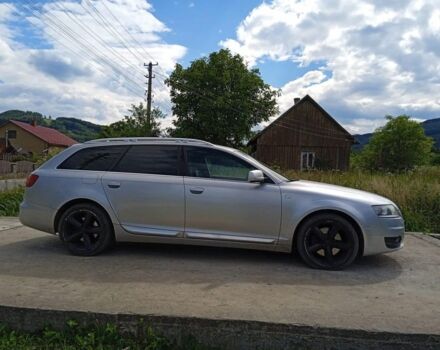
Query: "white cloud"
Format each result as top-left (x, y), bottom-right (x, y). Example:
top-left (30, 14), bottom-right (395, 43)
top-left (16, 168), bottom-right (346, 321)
top-left (221, 0), bottom-right (440, 133)
top-left (0, 0), bottom-right (187, 126)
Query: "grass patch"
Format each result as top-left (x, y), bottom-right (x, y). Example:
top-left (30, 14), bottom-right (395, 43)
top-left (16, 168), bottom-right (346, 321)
top-left (282, 166), bottom-right (440, 233)
top-left (0, 187), bottom-right (24, 216)
top-left (0, 321), bottom-right (212, 350)
top-left (1, 167), bottom-right (439, 233)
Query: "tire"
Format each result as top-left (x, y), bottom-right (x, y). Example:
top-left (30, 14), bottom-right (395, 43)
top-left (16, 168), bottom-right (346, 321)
top-left (58, 203), bottom-right (114, 256)
top-left (296, 213), bottom-right (359, 270)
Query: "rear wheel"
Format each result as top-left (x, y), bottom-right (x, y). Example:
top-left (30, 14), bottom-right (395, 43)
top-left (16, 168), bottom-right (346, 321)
top-left (296, 213), bottom-right (359, 270)
top-left (58, 203), bottom-right (114, 256)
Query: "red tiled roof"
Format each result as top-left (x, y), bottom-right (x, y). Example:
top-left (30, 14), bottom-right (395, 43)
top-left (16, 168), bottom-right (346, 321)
top-left (9, 120), bottom-right (77, 147)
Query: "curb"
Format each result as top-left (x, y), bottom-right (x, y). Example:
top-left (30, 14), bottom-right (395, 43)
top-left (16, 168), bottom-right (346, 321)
top-left (1, 305), bottom-right (439, 350)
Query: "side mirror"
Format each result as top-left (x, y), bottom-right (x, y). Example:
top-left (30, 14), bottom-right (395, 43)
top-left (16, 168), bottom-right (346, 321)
top-left (248, 169), bottom-right (265, 183)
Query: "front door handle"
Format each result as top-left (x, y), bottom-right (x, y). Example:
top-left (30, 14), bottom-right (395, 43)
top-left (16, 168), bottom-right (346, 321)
top-left (190, 187), bottom-right (204, 194)
top-left (107, 181), bottom-right (121, 189)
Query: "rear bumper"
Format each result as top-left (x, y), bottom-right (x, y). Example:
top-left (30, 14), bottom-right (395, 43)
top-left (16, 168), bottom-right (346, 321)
top-left (19, 201), bottom-right (55, 234)
top-left (363, 216), bottom-right (405, 256)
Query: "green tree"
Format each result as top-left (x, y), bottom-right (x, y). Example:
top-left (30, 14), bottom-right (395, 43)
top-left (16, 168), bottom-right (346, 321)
top-left (165, 49), bottom-right (279, 147)
top-left (100, 103), bottom-right (164, 138)
top-left (359, 115), bottom-right (433, 171)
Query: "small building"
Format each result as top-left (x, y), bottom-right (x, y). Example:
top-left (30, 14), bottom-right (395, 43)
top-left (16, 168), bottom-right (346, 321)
top-left (248, 95), bottom-right (354, 170)
top-left (0, 119), bottom-right (77, 156)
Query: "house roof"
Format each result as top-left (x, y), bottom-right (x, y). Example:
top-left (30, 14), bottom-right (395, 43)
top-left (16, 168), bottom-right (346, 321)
top-left (247, 95), bottom-right (354, 145)
top-left (8, 120), bottom-right (77, 147)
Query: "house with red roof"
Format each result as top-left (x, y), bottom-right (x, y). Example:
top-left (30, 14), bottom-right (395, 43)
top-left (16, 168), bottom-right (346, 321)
top-left (0, 119), bottom-right (77, 156)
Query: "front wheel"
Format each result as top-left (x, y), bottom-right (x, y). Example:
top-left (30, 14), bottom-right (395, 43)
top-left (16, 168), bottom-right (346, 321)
top-left (58, 203), bottom-right (114, 256)
top-left (296, 213), bottom-right (359, 270)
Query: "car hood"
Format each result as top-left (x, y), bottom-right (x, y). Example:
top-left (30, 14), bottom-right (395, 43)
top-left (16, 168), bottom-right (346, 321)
top-left (280, 180), bottom-right (395, 206)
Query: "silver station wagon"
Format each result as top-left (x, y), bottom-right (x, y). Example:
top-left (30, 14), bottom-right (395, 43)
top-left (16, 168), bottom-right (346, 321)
top-left (19, 137), bottom-right (404, 270)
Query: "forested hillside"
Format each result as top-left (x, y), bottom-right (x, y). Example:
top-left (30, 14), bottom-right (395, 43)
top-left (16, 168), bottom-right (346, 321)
top-left (353, 117), bottom-right (440, 150)
top-left (0, 110), bottom-right (102, 142)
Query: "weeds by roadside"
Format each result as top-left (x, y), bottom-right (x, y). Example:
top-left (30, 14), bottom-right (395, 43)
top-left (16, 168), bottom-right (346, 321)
top-left (0, 187), bottom-right (24, 216)
top-left (282, 166), bottom-right (440, 233)
top-left (0, 166), bottom-right (439, 233)
top-left (0, 321), bottom-right (213, 350)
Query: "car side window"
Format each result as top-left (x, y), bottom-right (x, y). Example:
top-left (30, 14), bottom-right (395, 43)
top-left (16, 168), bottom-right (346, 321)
top-left (58, 146), bottom-right (127, 171)
top-left (113, 145), bottom-right (179, 176)
top-left (186, 147), bottom-right (256, 181)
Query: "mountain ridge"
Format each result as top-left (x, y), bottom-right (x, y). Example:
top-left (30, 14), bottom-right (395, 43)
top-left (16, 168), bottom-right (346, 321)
top-left (352, 117), bottom-right (440, 150)
top-left (0, 110), bottom-right (102, 143)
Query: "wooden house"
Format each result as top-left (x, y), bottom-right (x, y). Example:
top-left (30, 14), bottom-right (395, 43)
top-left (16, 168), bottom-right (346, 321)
top-left (248, 95), bottom-right (354, 170)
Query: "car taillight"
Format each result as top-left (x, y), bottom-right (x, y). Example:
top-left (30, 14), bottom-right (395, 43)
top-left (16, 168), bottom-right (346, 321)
top-left (26, 174), bottom-right (39, 187)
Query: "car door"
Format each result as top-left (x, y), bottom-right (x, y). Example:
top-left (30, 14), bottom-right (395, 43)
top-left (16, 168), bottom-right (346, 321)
top-left (102, 144), bottom-right (185, 237)
top-left (183, 146), bottom-right (282, 243)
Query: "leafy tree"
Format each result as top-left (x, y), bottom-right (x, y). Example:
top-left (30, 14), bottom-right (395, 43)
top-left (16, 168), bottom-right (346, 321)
top-left (100, 103), bottom-right (164, 138)
top-left (359, 115), bottom-right (433, 171)
top-left (165, 49), bottom-right (279, 147)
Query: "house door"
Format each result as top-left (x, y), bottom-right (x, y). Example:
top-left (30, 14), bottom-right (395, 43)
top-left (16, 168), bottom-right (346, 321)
top-left (301, 151), bottom-right (315, 170)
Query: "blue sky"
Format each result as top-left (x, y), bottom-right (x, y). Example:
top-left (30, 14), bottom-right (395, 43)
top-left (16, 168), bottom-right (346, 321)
top-left (151, 0), bottom-right (318, 87)
top-left (0, 0), bottom-right (439, 133)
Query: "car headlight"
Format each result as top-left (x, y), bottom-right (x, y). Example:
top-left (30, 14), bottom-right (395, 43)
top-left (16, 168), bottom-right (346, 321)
top-left (372, 204), bottom-right (401, 217)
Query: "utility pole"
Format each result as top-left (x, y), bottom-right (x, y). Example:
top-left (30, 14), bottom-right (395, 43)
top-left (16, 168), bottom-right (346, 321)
top-left (144, 62), bottom-right (158, 134)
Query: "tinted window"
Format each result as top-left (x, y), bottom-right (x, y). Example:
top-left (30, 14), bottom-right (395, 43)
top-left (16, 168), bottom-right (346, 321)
top-left (58, 146), bottom-right (127, 171)
top-left (113, 145), bottom-right (179, 176)
top-left (186, 147), bottom-right (255, 181)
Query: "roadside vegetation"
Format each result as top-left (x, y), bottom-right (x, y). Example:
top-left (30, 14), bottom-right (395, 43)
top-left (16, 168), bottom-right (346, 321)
top-left (1, 167), bottom-right (439, 233)
top-left (0, 187), bottom-right (24, 216)
top-left (0, 321), bottom-right (212, 350)
top-left (283, 167), bottom-right (440, 233)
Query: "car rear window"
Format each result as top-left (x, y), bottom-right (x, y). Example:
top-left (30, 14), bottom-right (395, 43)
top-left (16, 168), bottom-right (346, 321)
top-left (112, 145), bottom-right (179, 176)
top-left (58, 146), bottom-right (127, 171)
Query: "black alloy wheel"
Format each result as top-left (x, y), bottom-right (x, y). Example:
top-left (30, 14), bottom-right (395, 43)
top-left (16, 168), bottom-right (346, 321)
top-left (296, 213), bottom-right (359, 270)
top-left (58, 203), bottom-right (114, 256)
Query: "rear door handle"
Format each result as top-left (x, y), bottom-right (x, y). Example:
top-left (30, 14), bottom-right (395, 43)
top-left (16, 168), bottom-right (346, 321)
top-left (107, 181), bottom-right (121, 189)
top-left (190, 187), bottom-right (204, 194)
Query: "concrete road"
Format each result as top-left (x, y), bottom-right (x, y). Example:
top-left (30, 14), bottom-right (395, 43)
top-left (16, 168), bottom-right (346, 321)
top-left (0, 218), bottom-right (439, 335)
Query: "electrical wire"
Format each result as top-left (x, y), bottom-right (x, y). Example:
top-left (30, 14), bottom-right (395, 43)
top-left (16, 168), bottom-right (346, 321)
top-left (4, 2), bottom-right (145, 98)
top-left (21, 1), bottom-right (145, 94)
top-left (53, 1), bottom-right (146, 80)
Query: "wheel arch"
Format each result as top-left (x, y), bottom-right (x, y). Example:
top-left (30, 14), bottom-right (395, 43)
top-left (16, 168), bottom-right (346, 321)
top-left (54, 198), bottom-right (114, 237)
top-left (292, 209), bottom-right (364, 257)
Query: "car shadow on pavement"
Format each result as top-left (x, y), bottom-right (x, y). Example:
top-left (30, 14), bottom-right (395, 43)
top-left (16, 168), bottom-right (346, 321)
top-left (0, 234), bottom-right (404, 287)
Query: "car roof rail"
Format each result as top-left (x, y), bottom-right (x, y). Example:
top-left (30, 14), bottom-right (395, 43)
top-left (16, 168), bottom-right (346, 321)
top-left (84, 137), bottom-right (213, 146)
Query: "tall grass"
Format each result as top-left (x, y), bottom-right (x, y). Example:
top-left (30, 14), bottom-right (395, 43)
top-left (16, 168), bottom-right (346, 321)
top-left (282, 166), bottom-right (440, 233)
top-left (0, 167), bottom-right (439, 233)
top-left (0, 187), bottom-right (24, 216)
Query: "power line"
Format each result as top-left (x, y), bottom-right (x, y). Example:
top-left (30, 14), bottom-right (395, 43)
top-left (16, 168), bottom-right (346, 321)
top-left (21, 1), bottom-right (145, 94)
top-left (53, 0), bottom-right (146, 81)
top-left (13, 2), bottom-right (145, 98)
top-left (81, 0), bottom-right (148, 70)
top-left (97, 0), bottom-right (171, 79)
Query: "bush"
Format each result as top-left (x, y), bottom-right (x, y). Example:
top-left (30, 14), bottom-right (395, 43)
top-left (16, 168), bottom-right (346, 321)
top-left (0, 187), bottom-right (24, 216)
top-left (357, 115), bottom-right (433, 172)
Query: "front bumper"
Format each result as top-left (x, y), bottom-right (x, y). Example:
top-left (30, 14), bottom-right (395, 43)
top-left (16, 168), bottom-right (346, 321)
top-left (362, 216), bottom-right (405, 256)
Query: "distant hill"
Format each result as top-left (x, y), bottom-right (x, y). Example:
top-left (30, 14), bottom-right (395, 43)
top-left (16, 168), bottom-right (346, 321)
top-left (353, 117), bottom-right (440, 151)
top-left (0, 110), bottom-right (103, 142)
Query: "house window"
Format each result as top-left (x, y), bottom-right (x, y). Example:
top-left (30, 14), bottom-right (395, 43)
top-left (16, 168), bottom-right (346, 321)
top-left (301, 152), bottom-right (315, 170)
top-left (7, 130), bottom-right (16, 139)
